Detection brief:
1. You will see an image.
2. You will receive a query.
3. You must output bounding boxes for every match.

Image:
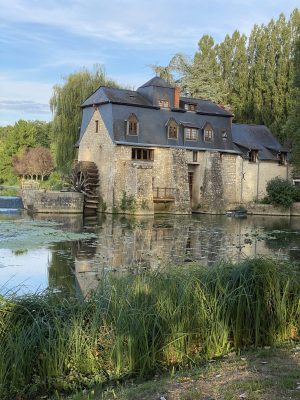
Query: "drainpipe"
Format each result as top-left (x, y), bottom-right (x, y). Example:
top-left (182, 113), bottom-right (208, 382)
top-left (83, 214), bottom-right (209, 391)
top-left (240, 157), bottom-right (244, 203)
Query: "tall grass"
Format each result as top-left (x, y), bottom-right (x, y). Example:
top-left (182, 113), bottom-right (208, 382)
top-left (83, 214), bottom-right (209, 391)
top-left (0, 258), bottom-right (299, 399)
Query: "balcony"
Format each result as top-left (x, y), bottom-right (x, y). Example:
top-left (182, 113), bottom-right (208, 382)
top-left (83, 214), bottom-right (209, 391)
top-left (153, 187), bottom-right (175, 203)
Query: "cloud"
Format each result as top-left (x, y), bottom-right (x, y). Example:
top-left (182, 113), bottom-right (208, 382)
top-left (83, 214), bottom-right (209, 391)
top-left (0, 100), bottom-right (50, 114)
top-left (0, 0), bottom-right (238, 48)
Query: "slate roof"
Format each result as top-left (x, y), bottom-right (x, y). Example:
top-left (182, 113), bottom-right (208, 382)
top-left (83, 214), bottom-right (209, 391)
top-left (78, 77), bottom-right (285, 160)
top-left (232, 123), bottom-right (285, 160)
top-left (139, 76), bottom-right (174, 88)
top-left (81, 80), bottom-right (232, 116)
top-left (180, 96), bottom-right (232, 117)
top-left (81, 87), bottom-right (154, 108)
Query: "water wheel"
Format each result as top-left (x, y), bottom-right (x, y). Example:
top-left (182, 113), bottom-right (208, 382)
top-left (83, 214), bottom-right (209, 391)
top-left (72, 161), bottom-right (99, 215)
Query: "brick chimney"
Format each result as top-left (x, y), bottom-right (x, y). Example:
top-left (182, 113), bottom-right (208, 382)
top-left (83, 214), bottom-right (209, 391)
top-left (174, 86), bottom-right (180, 108)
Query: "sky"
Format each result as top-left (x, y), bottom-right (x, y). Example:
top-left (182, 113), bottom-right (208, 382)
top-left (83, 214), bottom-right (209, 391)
top-left (0, 0), bottom-right (299, 126)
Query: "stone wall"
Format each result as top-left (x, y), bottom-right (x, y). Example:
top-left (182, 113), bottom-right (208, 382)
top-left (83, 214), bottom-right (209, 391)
top-left (247, 202), bottom-right (300, 216)
top-left (77, 110), bottom-right (291, 215)
top-left (22, 190), bottom-right (84, 213)
top-left (78, 108), bottom-right (116, 212)
top-left (239, 160), bottom-right (289, 203)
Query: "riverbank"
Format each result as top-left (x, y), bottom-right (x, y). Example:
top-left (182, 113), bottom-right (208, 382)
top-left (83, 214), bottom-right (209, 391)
top-left (1, 258), bottom-right (299, 399)
top-left (69, 345), bottom-right (300, 400)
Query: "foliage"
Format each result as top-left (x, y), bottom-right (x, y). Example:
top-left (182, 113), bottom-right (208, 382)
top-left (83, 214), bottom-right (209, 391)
top-left (0, 186), bottom-right (19, 197)
top-left (0, 120), bottom-right (52, 183)
top-left (120, 191), bottom-right (136, 213)
top-left (0, 258), bottom-right (299, 399)
top-left (293, 184), bottom-right (300, 202)
top-left (39, 171), bottom-right (63, 191)
top-left (13, 147), bottom-right (54, 180)
top-left (153, 9), bottom-right (300, 140)
top-left (283, 34), bottom-right (300, 169)
top-left (266, 177), bottom-right (295, 208)
top-left (50, 65), bottom-right (119, 175)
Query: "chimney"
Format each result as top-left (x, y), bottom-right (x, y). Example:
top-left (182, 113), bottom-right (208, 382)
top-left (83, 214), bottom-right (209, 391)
top-left (174, 86), bottom-right (180, 108)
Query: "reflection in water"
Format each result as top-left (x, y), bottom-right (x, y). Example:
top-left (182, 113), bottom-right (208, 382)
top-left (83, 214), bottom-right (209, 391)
top-left (2, 211), bottom-right (300, 296)
top-left (47, 213), bottom-right (300, 296)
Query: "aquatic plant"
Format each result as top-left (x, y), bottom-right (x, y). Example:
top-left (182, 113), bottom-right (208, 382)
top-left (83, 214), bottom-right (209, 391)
top-left (0, 258), bottom-right (299, 399)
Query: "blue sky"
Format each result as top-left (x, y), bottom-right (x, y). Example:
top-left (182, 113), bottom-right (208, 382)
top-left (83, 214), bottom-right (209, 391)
top-left (0, 0), bottom-right (299, 126)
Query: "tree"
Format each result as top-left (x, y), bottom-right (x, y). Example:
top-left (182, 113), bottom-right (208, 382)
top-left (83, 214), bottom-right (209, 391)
top-left (283, 34), bottom-right (300, 172)
top-left (184, 35), bottom-right (227, 103)
top-left (30, 147), bottom-right (54, 180)
top-left (50, 65), bottom-right (119, 174)
top-left (12, 147), bottom-right (54, 180)
top-left (0, 120), bottom-right (51, 183)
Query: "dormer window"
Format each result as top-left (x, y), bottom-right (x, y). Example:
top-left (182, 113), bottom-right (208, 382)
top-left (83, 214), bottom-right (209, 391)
top-left (249, 150), bottom-right (258, 163)
top-left (278, 152), bottom-right (287, 165)
top-left (159, 99), bottom-right (170, 108)
top-left (184, 103), bottom-right (197, 112)
top-left (167, 119), bottom-right (178, 139)
top-left (185, 127), bottom-right (198, 141)
top-left (126, 114), bottom-right (139, 136)
top-left (222, 129), bottom-right (228, 140)
top-left (203, 123), bottom-right (214, 142)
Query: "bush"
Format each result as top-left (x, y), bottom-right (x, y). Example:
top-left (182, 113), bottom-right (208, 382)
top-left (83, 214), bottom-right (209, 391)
top-left (39, 171), bottom-right (63, 191)
top-left (266, 177), bottom-right (295, 209)
top-left (293, 185), bottom-right (300, 202)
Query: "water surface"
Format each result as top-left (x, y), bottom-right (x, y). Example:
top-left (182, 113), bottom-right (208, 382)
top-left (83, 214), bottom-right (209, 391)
top-left (1, 212), bottom-right (300, 296)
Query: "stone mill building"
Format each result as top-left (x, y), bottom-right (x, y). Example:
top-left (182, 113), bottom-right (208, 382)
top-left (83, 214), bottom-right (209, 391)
top-left (76, 76), bottom-right (289, 214)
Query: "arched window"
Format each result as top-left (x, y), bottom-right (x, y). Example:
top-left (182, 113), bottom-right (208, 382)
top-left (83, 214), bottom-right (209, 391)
top-left (126, 114), bottom-right (139, 135)
top-left (203, 123), bottom-right (214, 142)
top-left (167, 118), bottom-right (178, 139)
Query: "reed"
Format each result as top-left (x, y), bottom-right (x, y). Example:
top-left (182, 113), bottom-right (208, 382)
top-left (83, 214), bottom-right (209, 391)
top-left (0, 258), bottom-right (299, 399)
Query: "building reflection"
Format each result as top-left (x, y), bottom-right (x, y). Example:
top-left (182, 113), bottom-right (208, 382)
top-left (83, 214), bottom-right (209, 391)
top-left (47, 213), bottom-right (300, 297)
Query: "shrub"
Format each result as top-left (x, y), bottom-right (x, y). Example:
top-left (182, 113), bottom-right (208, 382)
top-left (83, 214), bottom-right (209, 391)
top-left (293, 185), bottom-right (300, 202)
top-left (266, 177), bottom-right (295, 209)
top-left (39, 171), bottom-right (63, 191)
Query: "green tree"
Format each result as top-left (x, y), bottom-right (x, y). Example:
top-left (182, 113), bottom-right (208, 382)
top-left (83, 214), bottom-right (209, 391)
top-left (283, 35), bottom-right (300, 172)
top-left (0, 120), bottom-right (51, 183)
top-left (217, 31), bottom-right (248, 120)
top-left (184, 35), bottom-right (227, 103)
top-left (50, 65), bottom-right (118, 174)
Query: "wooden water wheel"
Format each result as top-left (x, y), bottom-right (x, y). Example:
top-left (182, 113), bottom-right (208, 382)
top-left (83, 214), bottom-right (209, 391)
top-left (72, 161), bottom-right (99, 215)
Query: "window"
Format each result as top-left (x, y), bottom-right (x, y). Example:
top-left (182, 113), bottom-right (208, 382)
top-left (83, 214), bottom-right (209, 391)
top-left (184, 103), bottom-right (197, 111)
top-left (193, 151), bottom-right (198, 162)
top-left (278, 152), bottom-right (287, 166)
top-left (159, 99), bottom-right (170, 108)
top-left (95, 120), bottom-right (99, 133)
top-left (126, 114), bottom-right (139, 135)
top-left (203, 124), bottom-right (214, 142)
top-left (249, 150), bottom-right (258, 163)
top-left (167, 119), bottom-right (178, 139)
top-left (222, 129), bottom-right (228, 140)
top-left (131, 148), bottom-right (154, 161)
top-left (185, 127), bottom-right (198, 140)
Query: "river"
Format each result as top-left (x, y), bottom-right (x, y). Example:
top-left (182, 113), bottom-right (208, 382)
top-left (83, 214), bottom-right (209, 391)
top-left (1, 211), bottom-right (300, 296)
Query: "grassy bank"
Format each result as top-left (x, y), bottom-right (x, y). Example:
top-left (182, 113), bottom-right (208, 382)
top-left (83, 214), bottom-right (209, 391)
top-left (69, 345), bottom-right (300, 400)
top-left (0, 258), bottom-right (300, 399)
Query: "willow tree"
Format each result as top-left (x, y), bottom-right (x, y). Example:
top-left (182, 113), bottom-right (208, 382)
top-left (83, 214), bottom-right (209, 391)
top-left (50, 66), bottom-right (118, 174)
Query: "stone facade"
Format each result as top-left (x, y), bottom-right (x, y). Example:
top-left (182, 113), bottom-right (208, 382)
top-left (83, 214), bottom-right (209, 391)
top-left (77, 76), bottom-right (290, 215)
top-left (78, 109), bottom-right (290, 215)
top-left (22, 190), bottom-right (84, 213)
